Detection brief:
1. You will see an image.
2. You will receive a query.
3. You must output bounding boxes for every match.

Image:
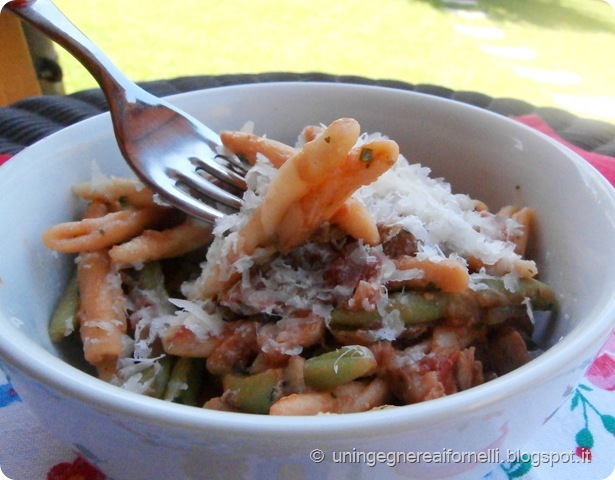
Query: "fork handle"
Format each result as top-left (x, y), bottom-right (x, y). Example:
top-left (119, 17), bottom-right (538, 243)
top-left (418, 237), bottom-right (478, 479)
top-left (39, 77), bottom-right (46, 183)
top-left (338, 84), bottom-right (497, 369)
top-left (4, 0), bottom-right (155, 111)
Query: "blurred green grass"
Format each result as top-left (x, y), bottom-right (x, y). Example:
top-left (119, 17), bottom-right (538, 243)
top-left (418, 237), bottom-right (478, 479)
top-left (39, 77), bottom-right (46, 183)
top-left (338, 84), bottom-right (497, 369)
top-left (54, 0), bottom-right (615, 121)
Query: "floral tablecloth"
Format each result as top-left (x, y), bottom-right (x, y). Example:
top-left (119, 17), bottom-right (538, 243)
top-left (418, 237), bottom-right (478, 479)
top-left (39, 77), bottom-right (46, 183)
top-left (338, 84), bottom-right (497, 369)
top-left (0, 115), bottom-right (614, 480)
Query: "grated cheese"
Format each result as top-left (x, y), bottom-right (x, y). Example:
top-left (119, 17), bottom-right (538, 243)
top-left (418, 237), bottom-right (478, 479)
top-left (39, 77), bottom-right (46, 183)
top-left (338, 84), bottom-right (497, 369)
top-left (354, 157), bottom-right (526, 269)
top-left (189, 141), bottom-right (533, 315)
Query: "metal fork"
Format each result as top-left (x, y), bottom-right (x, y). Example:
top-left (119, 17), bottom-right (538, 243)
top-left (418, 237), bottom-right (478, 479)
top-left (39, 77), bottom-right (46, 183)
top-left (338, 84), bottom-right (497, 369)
top-left (5, 0), bottom-right (247, 222)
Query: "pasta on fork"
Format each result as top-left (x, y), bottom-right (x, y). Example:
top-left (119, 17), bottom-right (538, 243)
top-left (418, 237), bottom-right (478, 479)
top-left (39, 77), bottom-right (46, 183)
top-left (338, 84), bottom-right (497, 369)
top-left (43, 117), bottom-right (556, 415)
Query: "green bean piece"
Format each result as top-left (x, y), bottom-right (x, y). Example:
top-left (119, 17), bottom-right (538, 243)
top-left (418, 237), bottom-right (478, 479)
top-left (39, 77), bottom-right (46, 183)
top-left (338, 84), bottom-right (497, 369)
top-left (222, 368), bottom-right (283, 414)
top-left (476, 278), bottom-right (556, 311)
top-left (48, 272), bottom-right (79, 342)
top-left (484, 306), bottom-right (529, 326)
top-left (137, 261), bottom-right (164, 290)
top-left (303, 345), bottom-right (377, 391)
top-left (329, 292), bottom-right (447, 329)
top-left (164, 357), bottom-right (206, 406)
top-left (149, 355), bottom-right (174, 399)
top-left (136, 262), bottom-right (175, 315)
top-left (330, 277), bottom-right (556, 330)
top-left (132, 355), bottom-right (175, 399)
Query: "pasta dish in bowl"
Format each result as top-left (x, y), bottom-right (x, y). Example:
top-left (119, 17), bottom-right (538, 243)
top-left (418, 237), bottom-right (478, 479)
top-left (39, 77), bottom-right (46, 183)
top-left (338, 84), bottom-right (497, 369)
top-left (42, 117), bottom-right (555, 415)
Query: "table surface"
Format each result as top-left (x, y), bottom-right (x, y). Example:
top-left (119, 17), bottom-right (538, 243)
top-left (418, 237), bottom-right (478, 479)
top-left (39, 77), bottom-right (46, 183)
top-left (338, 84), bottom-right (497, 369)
top-left (0, 74), bottom-right (614, 480)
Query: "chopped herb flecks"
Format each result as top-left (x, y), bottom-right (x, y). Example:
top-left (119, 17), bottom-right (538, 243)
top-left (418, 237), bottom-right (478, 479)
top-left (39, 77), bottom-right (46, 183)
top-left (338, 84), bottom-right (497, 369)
top-left (360, 147), bottom-right (373, 164)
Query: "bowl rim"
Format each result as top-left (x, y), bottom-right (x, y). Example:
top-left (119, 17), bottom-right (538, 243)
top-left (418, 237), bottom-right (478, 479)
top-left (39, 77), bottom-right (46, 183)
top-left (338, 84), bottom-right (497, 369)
top-left (1, 81), bottom-right (615, 437)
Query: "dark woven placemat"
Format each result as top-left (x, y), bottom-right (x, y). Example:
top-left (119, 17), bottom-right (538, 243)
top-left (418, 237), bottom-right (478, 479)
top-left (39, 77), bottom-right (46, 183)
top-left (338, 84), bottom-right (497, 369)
top-left (1, 72), bottom-right (614, 157)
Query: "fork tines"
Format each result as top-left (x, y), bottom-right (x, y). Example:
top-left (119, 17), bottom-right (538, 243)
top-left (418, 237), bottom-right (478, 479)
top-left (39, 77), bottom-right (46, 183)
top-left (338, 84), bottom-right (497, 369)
top-left (165, 154), bottom-right (248, 223)
top-left (191, 155), bottom-right (248, 191)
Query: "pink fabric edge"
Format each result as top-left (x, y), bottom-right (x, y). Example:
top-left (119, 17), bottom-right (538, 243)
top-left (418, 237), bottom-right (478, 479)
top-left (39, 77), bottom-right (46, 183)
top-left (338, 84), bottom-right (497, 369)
top-left (512, 114), bottom-right (615, 185)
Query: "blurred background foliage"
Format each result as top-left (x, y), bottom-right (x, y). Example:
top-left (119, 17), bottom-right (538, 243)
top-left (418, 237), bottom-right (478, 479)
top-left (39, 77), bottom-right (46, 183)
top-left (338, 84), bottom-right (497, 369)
top-left (52, 0), bottom-right (615, 121)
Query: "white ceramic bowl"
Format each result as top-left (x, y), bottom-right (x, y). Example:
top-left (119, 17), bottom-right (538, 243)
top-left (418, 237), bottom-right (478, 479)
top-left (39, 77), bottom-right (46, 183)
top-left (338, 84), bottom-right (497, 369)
top-left (1, 83), bottom-right (614, 480)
